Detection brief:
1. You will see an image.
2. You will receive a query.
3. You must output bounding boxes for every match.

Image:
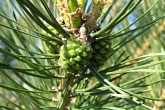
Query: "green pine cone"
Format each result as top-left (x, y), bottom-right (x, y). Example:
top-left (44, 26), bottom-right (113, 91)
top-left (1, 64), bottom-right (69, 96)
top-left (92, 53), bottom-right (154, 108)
top-left (42, 25), bottom-right (61, 54)
top-left (90, 38), bottom-right (111, 67)
top-left (45, 41), bottom-right (61, 54)
top-left (59, 37), bottom-right (92, 74)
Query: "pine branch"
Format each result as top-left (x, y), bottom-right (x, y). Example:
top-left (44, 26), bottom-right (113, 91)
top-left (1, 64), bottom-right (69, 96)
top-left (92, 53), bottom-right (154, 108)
top-left (0, 0), bottom-right (165, 109)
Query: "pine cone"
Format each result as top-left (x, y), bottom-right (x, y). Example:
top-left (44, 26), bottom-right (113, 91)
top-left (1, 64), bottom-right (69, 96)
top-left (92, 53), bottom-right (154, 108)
top-left (59, 37), bottom-right (92, 74)
top-left (42, 25), bottom-right (61, 54)
top-left (90, 38), bottom-right (111, 67)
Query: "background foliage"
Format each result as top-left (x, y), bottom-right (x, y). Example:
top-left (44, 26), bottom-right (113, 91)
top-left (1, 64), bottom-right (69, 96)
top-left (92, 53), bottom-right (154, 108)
top-left (0, 0), bottom-right (165, 110)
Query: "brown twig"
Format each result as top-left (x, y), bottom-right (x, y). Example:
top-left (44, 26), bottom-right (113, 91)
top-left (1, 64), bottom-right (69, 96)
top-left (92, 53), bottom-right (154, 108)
top-left (153, 88), bottom-right (165, 110)
top-left (61, 77), bottom-right (74, 110)
top-left (133, 20), bottom-right (165, 58)
top-left (111, 0), bottom-right (123, 18)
